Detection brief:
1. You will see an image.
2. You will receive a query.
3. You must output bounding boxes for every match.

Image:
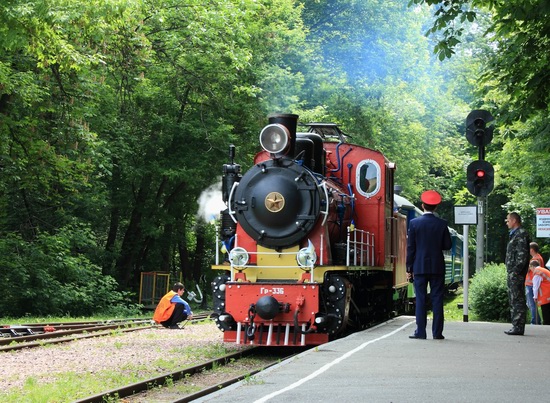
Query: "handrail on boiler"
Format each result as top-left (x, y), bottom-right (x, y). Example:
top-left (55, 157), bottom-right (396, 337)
top-left (227, 181), bottom-right (239, 223)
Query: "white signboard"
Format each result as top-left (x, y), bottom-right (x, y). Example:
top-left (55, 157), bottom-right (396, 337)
top-left (536, 208), bottom-right (550, 238)
top-left (454, 205), bottom-right (477, 225)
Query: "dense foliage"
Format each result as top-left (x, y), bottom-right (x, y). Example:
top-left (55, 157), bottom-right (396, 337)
top-left (411, 0), bottom-right (550, 258)
top-left (0, 224), bottom-right (139, 316)
top-left (0, 0), bottom-right (547, 315)
top-left (469, 263), bottom-right (509, 322)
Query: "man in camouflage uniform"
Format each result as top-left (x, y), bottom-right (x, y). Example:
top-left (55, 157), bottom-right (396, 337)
top-left (504, 212), bottom-right (531, 335)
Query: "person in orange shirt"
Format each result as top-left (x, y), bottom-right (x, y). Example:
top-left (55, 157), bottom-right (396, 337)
top-left (530, 260), bottom-right (550, 325)
top-left (526, 243), bottom-right (545, 324)
top-left (153, 282), bottom-right (193, 329)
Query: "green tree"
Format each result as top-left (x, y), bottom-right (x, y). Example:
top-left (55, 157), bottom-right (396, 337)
top-left (0, 0), bottom-right (503, 315)
top-left (0, 223), bottom-right (135, 316)
top-left (97, 0), bottom-right (308, 288)
top-left (409, 0), bottom-right (550, 124)
top-left (297, 0), bottom-right (472, 209)
top-left (410, 0), bottom-right (550, 259)
top-left (0, 0), bottom-right (308, 310)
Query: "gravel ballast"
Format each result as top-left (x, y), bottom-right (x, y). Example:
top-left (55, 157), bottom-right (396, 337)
top-left (0, 321), bottom-right (240, 396)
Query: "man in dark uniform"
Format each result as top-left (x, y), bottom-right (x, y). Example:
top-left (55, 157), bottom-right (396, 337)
top-left (504, 212), bottom-right (531, 335)
top-left (406, 190), bottom-right (452, 340)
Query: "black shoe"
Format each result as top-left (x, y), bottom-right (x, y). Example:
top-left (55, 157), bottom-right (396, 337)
top-left (409, 334), bottom-right (426, 339)
top-left (504, 328), bottom-right (524, 336)
top-left (433, 335), bottom-right (445, 340)
top-left (169, 325), bottom-right (182, 329)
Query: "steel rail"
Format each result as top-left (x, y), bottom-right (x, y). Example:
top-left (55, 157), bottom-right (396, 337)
top-left (0, 314), bottom-right (213, 352)
top-left (171, 358), bottom-right (283, 402)
top-left (1, 313), bottom-right (211, 331)
top-left (0, 325), bottom-right (153, 352)
top-left (72, 348), bottom-right (259, 403)
top-left (0, 321), bottom-right (152, 346)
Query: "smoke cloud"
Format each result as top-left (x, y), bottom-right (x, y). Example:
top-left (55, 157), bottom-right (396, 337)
top-left (197, 180), bottom-right (226, 223)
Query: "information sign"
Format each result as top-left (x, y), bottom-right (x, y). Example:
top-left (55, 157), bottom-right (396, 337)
top-left (536, 208), bottom-right (550, 238)
top-left (454, 205), bottom-right (477, 225)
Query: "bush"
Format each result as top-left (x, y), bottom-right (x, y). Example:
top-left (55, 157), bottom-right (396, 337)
top-left (0, 223), bottom-right (140, 317)
top-left (469, 263), bottom-right (510, 322)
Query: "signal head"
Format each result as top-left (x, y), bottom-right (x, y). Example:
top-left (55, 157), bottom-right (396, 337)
top-left (466, 160), bottom-right (494, 197)
top-left (466, 110), bottom-right (494, 147)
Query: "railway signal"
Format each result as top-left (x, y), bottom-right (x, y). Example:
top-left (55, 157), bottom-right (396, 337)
top-left (465, 109), bottom-right (495, 198)
top-left (465, 109), bottom-right (495, 273)
top-left (466, 109), bottom-right (494, 160)
top-left (466, 160), bottom-right (494, 197)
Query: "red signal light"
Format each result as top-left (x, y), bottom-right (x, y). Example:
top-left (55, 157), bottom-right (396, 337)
top-left (467, 160), bottom-right (494, 197)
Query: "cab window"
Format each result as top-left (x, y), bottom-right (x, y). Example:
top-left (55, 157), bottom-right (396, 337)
top-left (356, 160), bottom-right (380, 197)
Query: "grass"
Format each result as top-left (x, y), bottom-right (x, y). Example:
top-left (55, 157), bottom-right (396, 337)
top-left (443, 286), bottom-right (480, 322)
top-left (1, 370), bottom-right (143, 403)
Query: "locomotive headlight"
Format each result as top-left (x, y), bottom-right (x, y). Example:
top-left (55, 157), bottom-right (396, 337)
top-left (228, 247), bottom-right (249, 267)
top-left (315, 316), bottom-right (327, 324)
top-left (297, 239), bottom-right (317, 268)
top-left (259, 124), bottom-right (290, 155)
top-left (218, 314), bottom-right (234, 323)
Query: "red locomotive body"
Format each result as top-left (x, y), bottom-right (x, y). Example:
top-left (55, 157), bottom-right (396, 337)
top-left (212, 114), bottom-right (411, 346)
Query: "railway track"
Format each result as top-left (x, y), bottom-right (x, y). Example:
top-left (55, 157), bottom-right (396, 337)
top-left (1, 316), bottom-right (307, 402)
top-left (0, 313), bottom-right (212, 352)
top-left (72, 346), bottom-right (303, 403)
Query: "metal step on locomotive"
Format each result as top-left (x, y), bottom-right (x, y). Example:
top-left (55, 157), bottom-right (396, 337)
top-left (211, 114), bottom-right (462, 346)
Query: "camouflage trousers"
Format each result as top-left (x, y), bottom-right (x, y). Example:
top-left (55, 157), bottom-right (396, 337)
top-left (507, 271), bottom-right (527, 330)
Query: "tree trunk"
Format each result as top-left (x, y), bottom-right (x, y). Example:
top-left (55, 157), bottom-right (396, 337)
top-left (192, 220), bottom-right (206, 283)
top-left (104, 159), bottom-right (121, 275)
top-left (116, 175), bottom-right (152, 288)
top-left (159, 223), bottom-right (172, 271)
top-left (177, 215), bottom-right (191, 282)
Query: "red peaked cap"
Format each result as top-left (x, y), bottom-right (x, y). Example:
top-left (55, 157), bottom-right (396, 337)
top-left (421, 190), bottom-right (442, 206)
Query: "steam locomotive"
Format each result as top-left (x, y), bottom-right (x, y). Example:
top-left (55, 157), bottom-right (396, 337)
top-left (211, 114), bottom-right (462, 346)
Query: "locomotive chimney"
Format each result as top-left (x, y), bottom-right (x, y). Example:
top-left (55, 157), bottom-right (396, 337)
top-left (267, 113), bottom-right (298, 157)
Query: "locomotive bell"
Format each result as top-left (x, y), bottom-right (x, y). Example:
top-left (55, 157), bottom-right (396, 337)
top-left (255, 295), bottom-right (280, 320)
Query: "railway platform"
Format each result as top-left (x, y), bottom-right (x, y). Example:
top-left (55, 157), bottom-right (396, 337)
top-left (196, 315), bottom-right (550, 402)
